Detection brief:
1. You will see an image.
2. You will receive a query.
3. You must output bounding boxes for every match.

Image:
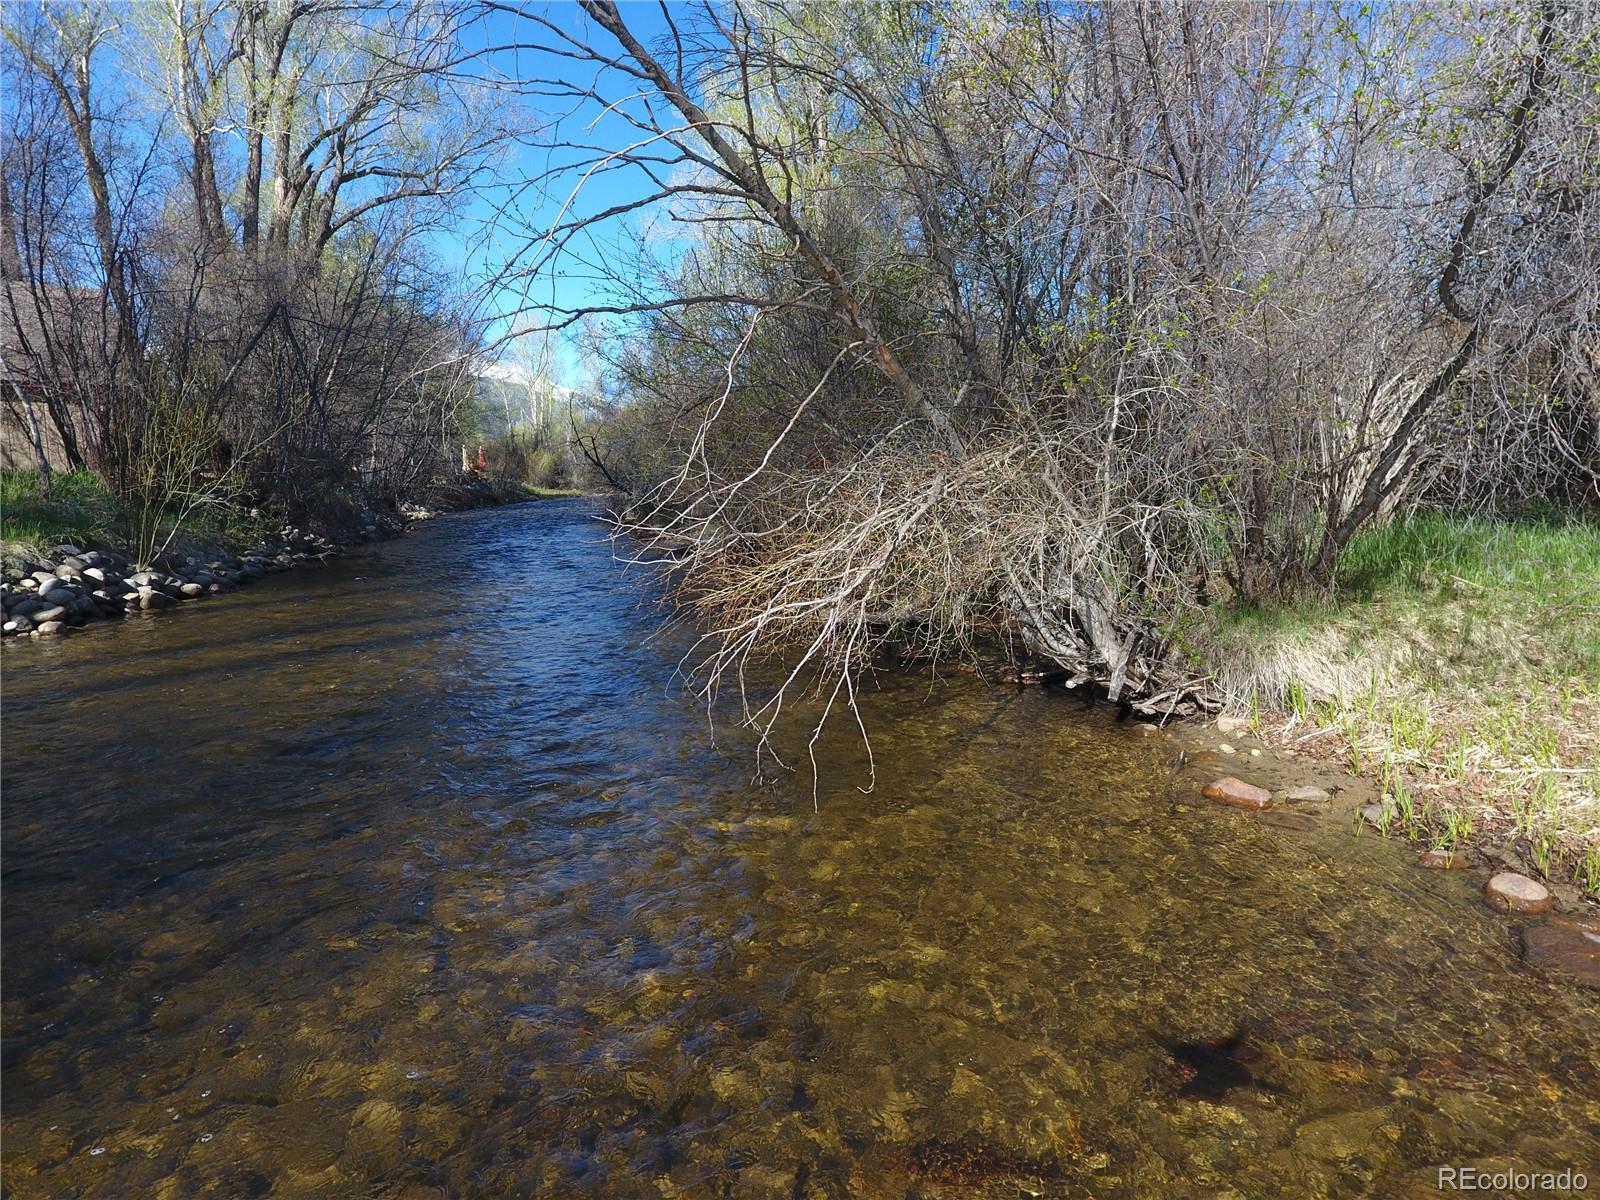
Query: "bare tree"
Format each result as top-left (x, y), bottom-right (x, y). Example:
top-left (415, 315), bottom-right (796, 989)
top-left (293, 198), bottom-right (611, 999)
top-left (483, 0), bottom-right (1598, 758)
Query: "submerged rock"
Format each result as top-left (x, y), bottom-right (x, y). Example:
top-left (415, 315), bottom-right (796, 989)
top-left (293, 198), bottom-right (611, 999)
top-left (1202, 777), bottom-right (1272, 810)
top-left (1416, 849), bottom-right (1469, 870)
top-left (1484, 872), bottom-right (1553, 915)
top-left (1520, 914), bottom-right (1600, 989)
top-left (1165, 1033), bottom-right (1278, 1100)
top-left (1257, 811), bottom-right (1316, 831)
top-left (1281, 785), bottom-right (1330, 804)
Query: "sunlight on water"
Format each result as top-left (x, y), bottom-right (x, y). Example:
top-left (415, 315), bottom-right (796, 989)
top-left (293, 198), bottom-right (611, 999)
top-left (3, 501), bottom-right (1597, 1198)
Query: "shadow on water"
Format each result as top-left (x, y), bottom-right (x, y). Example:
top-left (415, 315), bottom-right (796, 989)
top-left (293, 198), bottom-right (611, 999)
top-left (3, 499), bottom-right (1598, 1198)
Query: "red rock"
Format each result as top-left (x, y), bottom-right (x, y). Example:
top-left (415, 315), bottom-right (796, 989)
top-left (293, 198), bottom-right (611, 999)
top-left (1201, 777), bottom-right (1272, 810)
top-left (1416, 849), bottom-right (1469, 870)
top-left (1483, 872), bottom-right (1553, 915)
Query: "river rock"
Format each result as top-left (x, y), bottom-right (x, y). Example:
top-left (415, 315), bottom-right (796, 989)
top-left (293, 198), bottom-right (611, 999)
top-left (179, 582), bottom-right (205, 598)
top-left (33, 620), bottom-right (64, 635)
top-left (1520, 914), bottom-right (1600, 989)
top-left (1202, 777), bottom-right (1272, 810)
top-left (1417, 849), bottom-right (1468, 870)
top-left (1282, 785), bottom-right (1330, 804)
top-left (36, 576), bottom-right (72, 598)
top-left (30, 569), bottom-right (57, 586)
top-left (1484, 872), bottom-right (1552, 915)
top-left (1257, 811), bottom-right (1316, 831)
top-left (54, 561), bottom-right (84, 579)
top-left (4, 615), bottom-right (32, 634)
top-left (1215, 715), bottom-right (1250, 735)
top-left (139, 589), bottom-right (171, 611)
top-left (31, 604), bottom-right (66, 624)
top-left (1360, 802), bottom-right (1391, 829)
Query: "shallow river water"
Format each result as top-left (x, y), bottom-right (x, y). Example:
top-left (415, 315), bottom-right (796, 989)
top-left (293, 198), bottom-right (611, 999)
top-left (3, 500), bottom-right (1598, 1199)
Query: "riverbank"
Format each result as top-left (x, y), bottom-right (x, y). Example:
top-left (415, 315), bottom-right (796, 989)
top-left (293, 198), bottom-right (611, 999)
top-left (1147, 714), bottom-right (1600, 990)
top-left (1, 469), bottom-right (579, 641)
top-left (1195, 514), bottom-right (1600, 901)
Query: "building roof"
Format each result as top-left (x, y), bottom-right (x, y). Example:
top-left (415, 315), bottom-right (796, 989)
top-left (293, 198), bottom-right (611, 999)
top-left (0, 281), bottom-right (114, 385)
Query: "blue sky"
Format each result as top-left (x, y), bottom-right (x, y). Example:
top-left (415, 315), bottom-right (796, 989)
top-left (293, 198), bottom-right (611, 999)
top-left (453, 2), bottom-right (688, 388)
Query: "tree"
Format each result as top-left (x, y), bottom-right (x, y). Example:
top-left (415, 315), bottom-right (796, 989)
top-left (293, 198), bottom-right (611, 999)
top-left (485, 0), bottom-right (1599, 744)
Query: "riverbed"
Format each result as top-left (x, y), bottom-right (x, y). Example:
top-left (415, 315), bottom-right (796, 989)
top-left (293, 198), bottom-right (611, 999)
top-left (3, 500), bottom-right (1597, 1198)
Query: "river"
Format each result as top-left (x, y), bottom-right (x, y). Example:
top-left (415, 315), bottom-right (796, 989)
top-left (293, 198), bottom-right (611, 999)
top-left (3, 499), bottom-right (1597, 1198)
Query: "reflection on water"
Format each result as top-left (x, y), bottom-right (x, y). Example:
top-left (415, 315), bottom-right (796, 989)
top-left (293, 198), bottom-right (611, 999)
top-left (3, 500), bottom-right (1597, 1198)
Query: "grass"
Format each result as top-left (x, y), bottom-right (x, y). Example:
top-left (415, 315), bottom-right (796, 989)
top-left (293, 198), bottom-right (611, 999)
top-left (1, 469), bottom-right (121, 558)
top-left (1203, 513), bottom-right (1600, 896)
top-left (2, 468), bottom-right (265, 567)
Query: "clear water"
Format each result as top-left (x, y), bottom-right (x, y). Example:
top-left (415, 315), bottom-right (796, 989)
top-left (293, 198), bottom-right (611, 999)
top-left (3, 500), bottom-right (1597, 1198)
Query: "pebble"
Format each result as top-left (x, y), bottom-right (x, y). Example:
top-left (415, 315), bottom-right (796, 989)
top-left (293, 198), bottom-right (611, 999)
top-left (1218, 742), bottom-right (1236, 754)
top-left (1483, 871), bottom-right (1553, 915)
